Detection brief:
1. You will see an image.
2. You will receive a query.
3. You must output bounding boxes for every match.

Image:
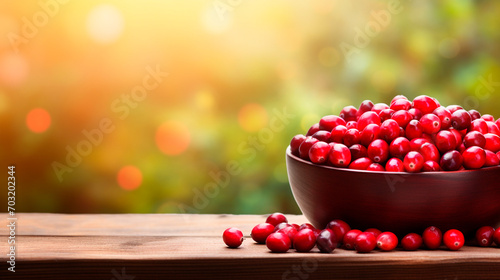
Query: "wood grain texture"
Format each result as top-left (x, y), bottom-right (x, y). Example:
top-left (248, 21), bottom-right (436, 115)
top-left (1, 213), bottom-right (500, 279)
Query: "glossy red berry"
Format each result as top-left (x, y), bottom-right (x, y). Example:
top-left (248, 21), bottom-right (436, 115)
top-left (299, 223), bottom-right (316, 231)
top-left (329, 143), bottom-right (352, 168)
top-left (340, 105), bottom-right (358, 122)
top-left (463, 131), bottom-right (486, 148)
top-left (385, 157), bottom-right (404, 172)
top-left (293, 229), bottom-right (317, 252)
top-left (343, 229), bottom-right (362, 250)
top-left (401, 233), bottom-right (423, 250)
top-left (379, 109), bottom-right (395, 122)
top-left (251, 223), bottom-right (275, 244)
top-left (475, 226), bottom-right (495, 247)
top-left (484, 133), bottom-right (500, 153)
top-left (391, 110), bottom-right (412, 128)
top-left (403, 151), bottom-right (424, 172)
top-left (446, 105), bottom-right (463, 114)
top-left (443, 229), bottom-right (464, 251)
top-left (290, 134), bottom-right (307, 156)
top-left (422, 160), bottom-right (441, 171)
top-left (358, 100), bottom-right (375, 116)
top-left (306, 123), bottom-right (320, 136)
top-left (371, 103), bottom-right (389, 114)
top-left (274, 222), bottom-right (290, 232)
top-left (319, 115), bottom-right (346, 131)
top-left (308, 141), bottom-right (331, 164)
top-left (266, 232), bottom-right (291, 253)
top-left (277, 226), bottom-right (298, 246)
top-left (316, 229), bottom-right (337, 253)
top-left (346, 121), bottom-right (358, 130)
top-left (376, 232), bottom-right (398, 251)
top-left (298, 137), bottom-right (319, 160)
top-left (482, 114), bottom-right (495, 122)
top-left (409, 138), bottom-right (429, 151)
top-left (408, 108), bottom-right (422, 120)
top-left (379, 119), bottom-right (400, 143)
top-left (330, 125), bottom-right (347, 143)
top-left (349, 144), bottom-right (368, 160)
top-left (343, 128), bottom-right (361, 147)
top-left (223, 227), bottom-right (244, 248)
top-left (493, 228), bottom-right (500, 246)
top-left (311, 130), bottom-right (331, 142)
top-left (420, 114), bottom-right (441, 134)
top-left (390, 99), bottom-right (412, 111)
top-left (266, 213), bottom-right (288, 227)
top-left (368, 139), bottom-right (390, 163)
top-left (327, 219), bottom-right (351, 243)
top-left (357, 111), bottom-right (381, 131)
top-left (413, 95), bottom-right (439, 115)
top-left (462, 146), bottom-right (486, 169)
top-left (440, 150), bottom-right (463, 171)
top-left (449, 128), bottom-right (463, 149)
top-left (389, 137), bottom-right (410, 159)
top-left (486, 121), bottom-right (500, 136)
top-left (418, 142), bottom-right (440, 162)
top-left (367, 163), bottom-right (385, 171)
top-left (469, 109), bottom-right (482, 120)
top-left (484, 150), bottom-right (500, 166)
top-left (422, 226), bottom-right (442, 250)
top-left (390, 95), bottom-right (408, 104)
top-left (348, 157), bottom-right (373, 170)
top-left (434, 130), bottom-right (457, 153)
top-left (433, 107), bottom-right (452, 130)
top-left (365, 228), bottom-right (382, 238)
top-left (405, 120), bottom-right (424, 140)
top-left (360, 124), bottom-right (381, 147)
top-left (451, 109), bottom-right (472, 130)
top-left (355, 232), bottom-right (377, 253)
top-left (469, 119), bottom-right (488, 134)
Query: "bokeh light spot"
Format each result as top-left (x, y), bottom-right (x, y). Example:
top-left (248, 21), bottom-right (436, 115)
top-left (318, 47), bottom-right (340, 67)
top-left (86, 4), bottom-right (124, 44)
top-left (26, 108), bottom-right (51, 133)
top-left (238, 103), bottom-right (268, 132)
top-left (438, 38), bottom-right (460, 59)
top-left (0, 53), bottom-right (29, 87)
top-left (156, 121), bottom-right (191, 155)
top-left (194, 89), bottom-right (215, 111)
top-left (117, 165), bottom-right (142, 191)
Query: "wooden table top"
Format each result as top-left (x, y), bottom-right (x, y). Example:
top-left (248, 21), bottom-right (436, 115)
top-left (1, 213), bottom-right (499, 279)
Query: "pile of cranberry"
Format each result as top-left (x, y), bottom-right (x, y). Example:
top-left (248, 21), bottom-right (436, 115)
top-left (223, 213), bottom-right (500, 253)
top-left (290, 95), bottom-right (500, 172)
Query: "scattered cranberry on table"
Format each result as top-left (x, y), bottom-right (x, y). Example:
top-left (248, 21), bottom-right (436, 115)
top-left (251, 223), bottom-right (275, 244)
top-left (293, 229), bottom-right (317, 252)
top-left (376, 232), bottom-right (398, 251)
top-left (475, 226), bottom-right (495, 247)
top-left (223, 227), bottom-right (244, 248)
top-left (266, 232), bottom-right (291, 253)
top-left (354, 232), bottom-right (377, 253)
top-left (422, 226), bottom-right (442, 250)
top-left (266, 212), bottom-right (288, 226)
top-left (401, 233), bottom-right (423, 251)
top-left (443, 229), bottom-right (465, 251)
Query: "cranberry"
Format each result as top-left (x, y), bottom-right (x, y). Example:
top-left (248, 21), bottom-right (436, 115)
top-left (368, 139), bottom-right (390, 163)
top-left (487, 121), bottom-right (500, 136)
top-left (306, 123), bottom-right (320, 136)
top-left (485, 133), bottom-right (500, 153)
top-left (331, 125), bottom-right (348, 143)
top-left (403, 151), bottom-right (424, 172)
top-left (462, 146), bottom-right (486, 169)
top-left (485, 150), bottom-right (500, 166)
top-left (449, 128), bottom-right (463, 149)
top-left (389, 137), bottom-right (411, 159)
top-left (327, 219), bottom-right (351, 243)
top-left (223, 227), bottom-right (244, 248)
top-left (277, 226), bottom-right (298, 246)
top-left (343, 229), bottom-right (362, 250)
top-left (379, 119), bottom-right (400, 142)
top-left (358, 100), bottom-right (375, 116)
top-left (367, 163), bottom-right (385, 171)
top-left (311, 130), bottom-right (331, 142)
top-left (379, 109), bottom-right (395, 122)
top-left (385, 157), bottom-right (404, 172)
top-left (451, 109), bottom-right (472, 130)
top-left (293, 229), bottom-right (317, 252)
top-left (421, 133), bottom-right (434, 144)
top-left (443, 229), bottom-right (464, 251)
top-left (365, 228), bottom-right (382, 238)
top-left (349, 144), bottom-right (368, 160)
top-left (420, 114), bottom-right (441, 134)
top-left (299, 223), bottom-right (316, 231)
top-left (418, 142), bottom-right (440, 162)
top-left (316, 229), bottom-right (337, 253)
top-left (446, 105), bottom-right (463, 114)
top-left (266, 213), bottom-right (288, 226)
top-left (308, 141), bottom-right (331, 164)
top-left (319, 115), bottom-right (346, 131)
top-left (433, 107), bottom-right (452, 130)
top-left (390, 95), bottom-right (408, 104)
top-left (376, 232), bottom-right (398, 251)
top-left (469, 119), bottom-right (488, 134)
top-left (401, 233), bottom-right (423, 250)
top-left (408, 108), bottom-right (422, 120)
top-left (469, 109), bottom-right (482, 120)
top-left (291, 224), bottom-right (301, 231)
top-left (390, 99), bottom-right (412, 111)
top-left (422, 226), bottom-right (442, 250)
top-left (476, 226), bottom-right (495, 247)
top-left (355, 232), bottom-right (377, 253)
top-left (360, 124), bottom-right (381, 147)
top-left (329, 143), bottom-right (352, 168)
top-left (493, 228), bottom-right (500, 246)
top-left (440, 150), bottom-right (463, 171)
top-left (274, 222), bottom-right (290, 232)
top-left (346, 121), bottom-right (358, 130)
top-left (482, 114), bottom-right (495, 122)
top-left (340, 105), bottom-right (358, 122)
top-left (266, 232), bottom-right (291, 253)
top-left (435, 130), bottom-right (458, 153)
top-left (413, 95), bottom-right (439, 115)
top-left (463, 131), bottom-right (486, 148)
top-left (251, 223), bottom-right (275, 244)
top-left (357, 111), bottom-right (381, 131)
top-left (405, 120), bottom-right (424, 140)
top-left (298, 137), bottom-right (319, 160)
top-left (422, 160), bottom-right (442, 172)
top-left (371, 103), bottom-right (389, 114)
top-left (290, 134), bottom-right (307, 156)
top-left (349, 157), bottom-right (373, 170)
top-left (409, 138), bottom-right (430, 151)
top-left (391, 110), bottom-right (412, 128)
top-left (343, 128), bottom-right (361, 147)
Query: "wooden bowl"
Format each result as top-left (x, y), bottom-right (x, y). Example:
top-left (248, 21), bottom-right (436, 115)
top-left (286, 146), bottom-right (500, 237)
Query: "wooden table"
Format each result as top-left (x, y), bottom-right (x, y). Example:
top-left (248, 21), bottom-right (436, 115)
top-left (1, 213), bottom-right (499, 279)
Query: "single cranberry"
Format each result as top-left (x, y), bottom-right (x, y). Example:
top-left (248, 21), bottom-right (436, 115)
top-left (368, 139), bottom-right (390, 163)
top-left (462, 146), bottom-right (486, 169)
top-left (223, 227), bottom-right (244, 248)
top-left (391, 110), bottom-right (412, 128)
top-left (354, 232), bottom-right (377, 253)
top-left (449, 128), bottom-right (463, 149)
top-left (251, 223), bottom-right (275, 244)
top-left (435, 130), bottom-right (458, 153)
top-left (349, 144), bottom-right (368, 160)
top-left (357, 111), bottom-right (381, 131)
top-left (343, 229), bottom-right (362, 250)
top-left (390, 95), bottom-right (409, 104)
top-left (419, 114), bottom-right (441, 134)
top-left (319, 115), bottom-right (346, 131)
top-left (463, 131), bottom-right (486, 148)
top-left (379, 108), bottom-right (395, 122)
top-left (274, 222), bottom-right (290, 232)
top-left (390, 99), bottom-right (412, 111)
top-left (376, 232), bottom-right (398, 251)
top-left (493, 228), bottom-right (500, 246)
top-left (298, 137), bottom-right (319, 160)
top-left (468, 109), bottom-right (482, 120)
top-left (349, 157), bottom-right (373, 170)
top-left (405, 120), bottom-right (424, 140)
top-left (379, 119), bottom-right (400, 143)
top-left (309, 141), bottom-right (331, 164)
top-left (485, 150), bottom-right (500, 166)
top-left (485, 133), bottom-right (500, 152)
top-left (446, 105), bottom-right (463, 114)
top-left (404, 151), bottom-right (424, 172)
top-left (340, 105), bottom-right (358, 122)
top-left (327, 219), bottom-right (351, 243)
top-left (440, 150), bottom-right (463, 171)
top-left (385, 157), bottom-right (404, 172)
top-left (343, 128), bottom-right (361, 147)
top-left (299, 223), bottom-right (316, 231)
top-left (476, 226), bottom-right (495, 247)
top-left (358, 100), bottom-right (375, 117)
top-left (367, 163), bottom-right (385, 171)
top-left (451, 109), bottom-right (472, 130)
top-left (482, 114), bottom-right (495, 122)
top-left (293, 229), bottom-right (317, 252)
top-left (389, 137), bottom-right (411, 159)
top-left (409, 138), bottom-right (430, 151)
top-left (329, 143), bottom-right (352, 168)
top-left (433, 107), bottom-right (452, 130)
top-left (266, 213), bottom-right (288, 226)
top-left (487, 121), bottom-right (500, 136)
top-left (311, 130), bottom-right (331, 142)
top-left (422, 160), bottom-right (442, 172)
top-left (422, 226), bottom-right (442, 250)
top-left (346, 121), bottom-right (358, 130)
top-left (266, 232), bottom-right (291, 253)
top-left (277, 226), bottom-right (298, 247)
top-left (316, 229), bottom-right (337, 253)
top-left (401, 233), bottom-right (423, 250)
top-left (371, 103), bottom-right (389, 114)
top-left (360, 124), bottom-right (381, 147)
top-left (443, 229), bottom-right (464, 251)
top-left (418, 143), bottom-right (440, 162)
top-left (365, 228), bottom-right (382, 238)
top-left (331, 125), bottom-right (348, 143)
top-left (306, 123), bottom-right (320, 136)
top-left (408, 108), bottom-right (422, 120)
top-left (469, 119), bottom-right (488, 134)
top-left (290, 134), bottom-right (307, 156)
top-left (413, 95), bottom-right (439, 115)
